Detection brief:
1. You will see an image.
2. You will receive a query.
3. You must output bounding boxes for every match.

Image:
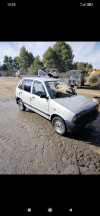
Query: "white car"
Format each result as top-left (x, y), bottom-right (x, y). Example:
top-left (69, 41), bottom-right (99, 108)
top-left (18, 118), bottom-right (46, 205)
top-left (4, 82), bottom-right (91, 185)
top-left (16, 77), bottom-right (99, 135)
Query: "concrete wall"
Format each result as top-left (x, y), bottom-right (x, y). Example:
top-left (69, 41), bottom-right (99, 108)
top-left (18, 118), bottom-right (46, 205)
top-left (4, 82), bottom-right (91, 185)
top-left (0, 70), bottom-right (28, 77)
top-left (0, 70), bottom-right (8, 76)
top-left (0, 70), bottom-right (16, 76)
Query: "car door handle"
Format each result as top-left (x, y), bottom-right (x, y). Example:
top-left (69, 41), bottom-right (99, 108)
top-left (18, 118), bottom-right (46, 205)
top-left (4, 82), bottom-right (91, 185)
top-left (19, 92), bottom-right (22, 95)
top-left (31, 96), bottom-right (35, 99)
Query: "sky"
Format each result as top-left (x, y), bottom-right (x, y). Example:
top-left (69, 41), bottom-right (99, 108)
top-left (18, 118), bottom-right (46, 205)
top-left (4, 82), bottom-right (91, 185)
top-left (0, 41), bottom-right (100, 69)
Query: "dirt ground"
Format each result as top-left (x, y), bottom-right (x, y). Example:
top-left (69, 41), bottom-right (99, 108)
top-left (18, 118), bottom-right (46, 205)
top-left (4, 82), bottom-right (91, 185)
top-left (0, 77), bottom-right (100, 174)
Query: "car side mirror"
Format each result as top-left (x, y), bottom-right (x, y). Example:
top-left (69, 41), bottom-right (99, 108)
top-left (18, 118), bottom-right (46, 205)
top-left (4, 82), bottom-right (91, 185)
top-left (40, 94), bottom-right (47, 98)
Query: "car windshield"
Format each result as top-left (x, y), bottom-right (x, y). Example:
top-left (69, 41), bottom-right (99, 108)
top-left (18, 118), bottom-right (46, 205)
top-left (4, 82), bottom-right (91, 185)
top-left (45, 80), bottom-right (76, 99)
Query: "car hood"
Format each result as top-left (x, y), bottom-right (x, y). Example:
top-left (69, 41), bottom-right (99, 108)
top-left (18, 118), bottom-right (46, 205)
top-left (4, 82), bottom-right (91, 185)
top-left (54, 94), bottom-right (98, 115)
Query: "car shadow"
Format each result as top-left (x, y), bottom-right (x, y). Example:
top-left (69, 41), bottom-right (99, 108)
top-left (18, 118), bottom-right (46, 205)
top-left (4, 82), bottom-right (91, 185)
top-left (65, 126), bottom-right (100, 148)
top-left (25, 108), bottom-right (35, 113)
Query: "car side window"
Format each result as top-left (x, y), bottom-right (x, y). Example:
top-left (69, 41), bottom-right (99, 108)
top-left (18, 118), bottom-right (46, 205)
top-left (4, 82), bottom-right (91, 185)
top-left (32, 81), bottom-right (46, 96)
top-left (24, 80), bottom-right (33, 93)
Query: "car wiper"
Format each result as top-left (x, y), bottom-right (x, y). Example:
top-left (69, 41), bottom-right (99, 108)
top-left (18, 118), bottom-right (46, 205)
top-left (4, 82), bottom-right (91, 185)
top-left (65, 91), bottom-right (77, 97)
top-left (68, 91), bottom-right (77, 95)
top-left (66, 91), bottom-right (74, 95)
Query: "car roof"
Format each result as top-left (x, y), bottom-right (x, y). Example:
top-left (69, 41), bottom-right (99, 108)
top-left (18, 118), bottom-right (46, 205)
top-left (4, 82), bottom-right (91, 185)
top-left (21, 76), bottom-right (60, 82)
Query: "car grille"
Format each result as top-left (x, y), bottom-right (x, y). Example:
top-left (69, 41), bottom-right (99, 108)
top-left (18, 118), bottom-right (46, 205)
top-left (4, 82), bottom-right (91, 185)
top-left (76, 108), bottom-right (98, 123)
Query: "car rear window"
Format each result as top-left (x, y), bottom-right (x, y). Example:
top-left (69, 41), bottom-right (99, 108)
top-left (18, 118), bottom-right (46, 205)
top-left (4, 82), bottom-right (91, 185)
top-left (18, 79), bottom-right (33, 92)
top-left (24, 80), bottom-right (33, 93)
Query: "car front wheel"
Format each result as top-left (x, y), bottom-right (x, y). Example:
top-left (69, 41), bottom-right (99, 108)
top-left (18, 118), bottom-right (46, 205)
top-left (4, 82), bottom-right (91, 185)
top-left (52, 116), bottom-right (66, 135)
top-left (19, 99), bottom-right (26, 111)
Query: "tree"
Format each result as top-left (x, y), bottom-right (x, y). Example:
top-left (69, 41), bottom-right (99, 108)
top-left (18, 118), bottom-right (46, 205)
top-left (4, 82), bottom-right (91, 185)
top-left (73, 62), bottom-right (93, 71)
top-left (3, 55), bottom-right (14, 72)
top-left (3, 55), bottom-right (20, 71)
top-left (14, 56), bottom-right (20, 70)
top-left (1, 64), bottom-right (8, 70)
top-left (19, 46), bottom-right (29, 71)
top-left (43, 47), bottom-right (58, 71)
top-left (29, 55), bottom-right (42, 75)
top-left (3, 46), bottom-right (35, 73)
top-left (28, 52), bottom-right (34, 68)
top-left (19, 46), bottom-right (34, 71)
top-left (53, 42), bottom-right (74, 72)
top-left (43, 42), bottom-right (74, 72)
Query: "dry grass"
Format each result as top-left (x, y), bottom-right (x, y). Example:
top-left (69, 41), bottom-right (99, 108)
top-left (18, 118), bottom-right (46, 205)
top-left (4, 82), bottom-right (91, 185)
top-left (0, 77), bottom-right (20, 98)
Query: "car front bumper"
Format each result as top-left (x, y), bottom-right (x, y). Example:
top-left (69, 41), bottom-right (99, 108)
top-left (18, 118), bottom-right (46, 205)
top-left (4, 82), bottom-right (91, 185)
top-left (65, 111), bottom-right (99, 133)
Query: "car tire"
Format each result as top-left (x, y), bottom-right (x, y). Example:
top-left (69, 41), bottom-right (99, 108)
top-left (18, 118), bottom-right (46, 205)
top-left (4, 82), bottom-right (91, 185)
top-left (89, 75), bottom-right (100, 87)
top-left (52, 116), bottom-right (66, 135)
top-left (19, 99), bottom-right (26, 111)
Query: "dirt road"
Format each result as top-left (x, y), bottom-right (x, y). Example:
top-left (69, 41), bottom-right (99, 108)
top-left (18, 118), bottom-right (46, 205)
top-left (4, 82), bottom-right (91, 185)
top-left (0, 77), bottom-right (100, 174)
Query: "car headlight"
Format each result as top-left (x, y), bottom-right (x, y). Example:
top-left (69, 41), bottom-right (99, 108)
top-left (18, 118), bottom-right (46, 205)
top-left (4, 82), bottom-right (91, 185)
top-left (72, 114), bottom-right (81, 122)
top-left (72, 116), bottom-right (77, 122)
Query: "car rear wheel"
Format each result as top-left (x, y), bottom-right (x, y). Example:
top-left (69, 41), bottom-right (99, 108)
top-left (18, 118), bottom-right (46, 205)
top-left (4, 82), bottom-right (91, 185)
top-left (19, 99), bottom-right (26, 111)
top-left (52, 116), bottom-right (66, 135)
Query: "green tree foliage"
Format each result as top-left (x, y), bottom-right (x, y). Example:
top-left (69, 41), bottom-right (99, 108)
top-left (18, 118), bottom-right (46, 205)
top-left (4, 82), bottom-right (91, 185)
top-left (19, 46), bottom-right (34, 71)
top-left (1, 64), bottom-right (8, 70)
top-left (3, 55), bottom-right (20, 71)
top-left (19, 46), bottom-right (29, 71)
top-left (53, 42), bottom-right (74, 72)
top-left (28, 52), bottom-right (34, 68)
top-left (43, 42), bottom-right (74, 72)
top-left (73, 62), bottom-right (93, 71)
top-left (29, 55), bottom-right (42, 75)
top-left (2, 46), bottom-right (37, 73)
top-left (3, 55), bottom-right (14, 71)
top-left (43, 47), bottom-right (58, 71)
top-left (14, 56), bottom-right (20, 70)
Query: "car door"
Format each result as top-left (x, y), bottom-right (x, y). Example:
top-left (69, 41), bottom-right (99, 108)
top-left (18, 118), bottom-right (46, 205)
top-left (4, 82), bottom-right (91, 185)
top-left (18, 79), bottom-right (33, 105)
top-left (30, 80), bottom-right (50, 119)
